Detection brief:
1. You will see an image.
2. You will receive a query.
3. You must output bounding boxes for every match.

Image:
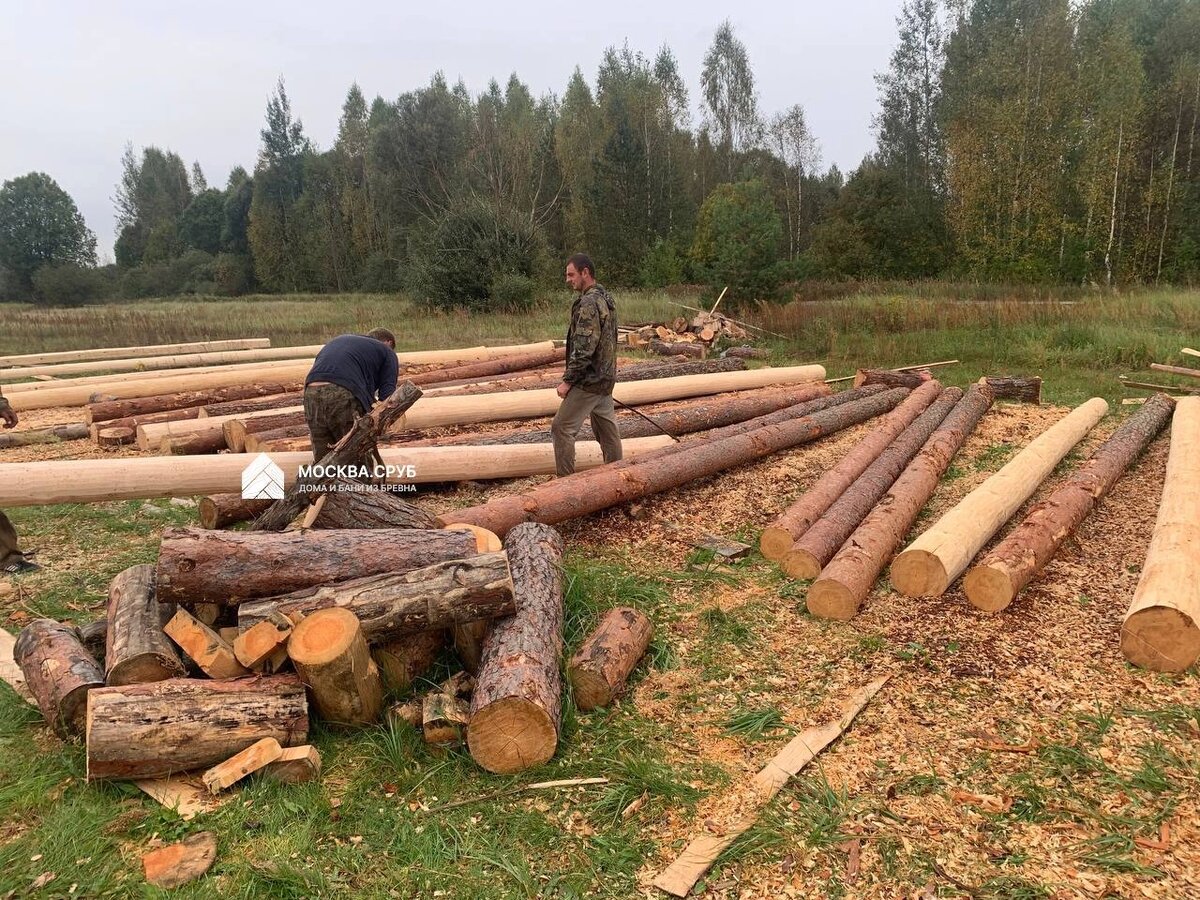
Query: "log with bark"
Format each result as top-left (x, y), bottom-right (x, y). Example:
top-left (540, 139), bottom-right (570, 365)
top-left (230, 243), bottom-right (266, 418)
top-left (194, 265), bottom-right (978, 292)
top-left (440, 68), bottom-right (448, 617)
top-left (439, 386), bottom-right (907, 539)
top-left (159, 430), bottom-right (230, 455)
top-left (86, 383), bottom-right (302, 423)
top-left (568, 607), bottom-right (654, 710)
top-left (1120, 396), bottom-right (1200, 672)
top-left (201, 392), bottom-right (303, 417)
top-left (158, 526), bottom-right (476, 605)
top-left (14, 618), bottom-right (105, 739)
top-left (965, 393), bottom-right (1175, 612)
top-left (468, 523), bottom-right (565, 774)
top-left (851, 369), bottom-right (931, 389)
top-left (233, 612), bottom-right (294, 670)
top-left (977, 376), bottom-right (1042, 404)
top-left (1119, 378), bottom-right (1200, 395)
top-left (164, 608), bottom-right (250, 678)
top-left (372, 630), bottom-right (445, 692)
top-left (244, 426), bottom-right (310, 453)
top-left (890, 397), bottom-right (1109, 597)
top-left (1150, 362), bottom-right (1200, 381)
top-left (105, 564), bottom-right (186, 685)
top-left (198, 494), bottom-right (272, 530)
top-left (806, 385), bottom-right (995, 620)
top-left (782, 388), bottom-right (962, 580)
top-left (96, 427), bottom-right (135, 448)
top-left (721, 346), bottom-right (770, 360)
top-left (85, 675), bottom-right (309, 780)
top-left (760, 381), bottom-right (943, 560)
top-left (1, 338), bottom-right (270, 369)
top-left (648, 340), bottom-right (705, 359)
top-left (238, 552), bottom-right (514, 642)
top-left (310, 479), bottom-right (439, 529)
top-left (0, 423), bottom-right (89, 448)
top-left (224, 411), bottom-right (305, 452)
top-left (288, 608), bottom-right (383, 726)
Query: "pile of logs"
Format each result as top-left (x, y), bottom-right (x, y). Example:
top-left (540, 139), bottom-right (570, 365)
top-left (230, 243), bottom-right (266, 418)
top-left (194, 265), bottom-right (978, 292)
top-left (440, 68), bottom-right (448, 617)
top-left (622, 309), bottom-right (752, 359)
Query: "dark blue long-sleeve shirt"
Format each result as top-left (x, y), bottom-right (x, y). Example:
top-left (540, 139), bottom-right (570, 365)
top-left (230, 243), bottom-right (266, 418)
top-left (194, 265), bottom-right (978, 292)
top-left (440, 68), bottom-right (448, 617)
top-left (305, 334), bottom-right (399, 413)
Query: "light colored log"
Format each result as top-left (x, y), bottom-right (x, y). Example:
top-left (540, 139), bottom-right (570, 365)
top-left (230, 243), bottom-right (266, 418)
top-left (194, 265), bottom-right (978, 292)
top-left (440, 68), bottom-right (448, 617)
top-left (0, 345), bottom-right (321, 381)
top-left (0, 338), bottom-right (270, 368)
top-left (134, 365), bottom-right (826, 449)
top-left (0, 438), bottom-right (671, 508)
top-left (4, 357), bottom-right (310, 395)
top-left (163, 609), bottom-right (250, 678)
top-left (288, 608), bottom-right (383, 726)
top-left (1120, 396), bottom-right (1200, 672)
top-left (202, 737), bottom-right (283, 792)
top-left (262, 744), bottom-right (321, 783)
top-left (424, 692), bottom-right (470, 744)
top-left (890, 397), bottom-right (1109, 597)
top-left (141, 832), bottom-right (218, 889)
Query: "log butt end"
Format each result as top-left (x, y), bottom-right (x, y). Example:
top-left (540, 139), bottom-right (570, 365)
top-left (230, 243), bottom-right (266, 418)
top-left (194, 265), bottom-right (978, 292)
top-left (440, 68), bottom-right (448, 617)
top-left (107, 654), bottom-right (188, 687)
top-left (568, 669), bottom-right (612, 711)
top-left (443, 523), bottom-right (502, 553)
top-left (962, 565), bottom-right (1017, 613)
top-left (468, 698), bottom-right (557, 774)
top-left (288, 608), bottom-right (360, 667)
top-left (1120, 609), bottom-right (1200, 673)
top-left (890, 549), bottom-right (949, 597)
top-left (780, 547), bottom-right (822, 581)
top-left (197, 497), bottom-right (220, 530)
top-left (758, 526), bottom-right (796, 561)
top-left (806, 579), bottom-right (860, 621)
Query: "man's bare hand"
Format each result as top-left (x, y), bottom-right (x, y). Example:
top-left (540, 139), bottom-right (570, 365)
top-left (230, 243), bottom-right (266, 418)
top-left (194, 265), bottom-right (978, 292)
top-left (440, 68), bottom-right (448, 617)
top-left (0, 406), bottom-right (17, 429)
top-left (556, 382), bottom-right (571, 399)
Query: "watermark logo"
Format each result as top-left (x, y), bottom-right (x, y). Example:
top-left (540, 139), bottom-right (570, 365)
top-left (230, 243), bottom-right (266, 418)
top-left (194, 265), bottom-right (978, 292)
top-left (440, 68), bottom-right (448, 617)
top-left (241, 453), bottom-right (285, 500)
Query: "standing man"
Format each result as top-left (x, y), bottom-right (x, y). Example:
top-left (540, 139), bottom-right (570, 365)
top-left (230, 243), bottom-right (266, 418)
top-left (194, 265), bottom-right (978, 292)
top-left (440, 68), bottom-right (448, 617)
top-left (303, 328), bottom-right (398, 466)
top-left (551, 253), bottom-right (622, 476)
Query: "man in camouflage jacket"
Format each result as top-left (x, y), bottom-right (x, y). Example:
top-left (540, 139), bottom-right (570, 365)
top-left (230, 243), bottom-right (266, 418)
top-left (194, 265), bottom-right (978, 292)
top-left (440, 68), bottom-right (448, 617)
top-left (551, 253), bottom-right (622, 476)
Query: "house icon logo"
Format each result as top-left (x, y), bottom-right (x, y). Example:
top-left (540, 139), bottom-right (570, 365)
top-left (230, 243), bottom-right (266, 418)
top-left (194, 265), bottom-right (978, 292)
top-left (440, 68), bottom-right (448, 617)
top-left (241, 453), bottom-right (285, 500)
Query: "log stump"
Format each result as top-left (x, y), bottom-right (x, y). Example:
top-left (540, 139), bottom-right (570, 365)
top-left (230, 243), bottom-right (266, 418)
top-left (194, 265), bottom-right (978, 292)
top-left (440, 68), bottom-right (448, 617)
top-left (468, 523), bottom-right (565, 774)
top-left (198, 494), bottom-right (272, 530)
top-left (568, 607), bottom-right (654, 710)
top-left (288, 608), bottom-right (383, 726)
top-left (105, 564), bottom-right (186, 686)
top-left (14, 618), bottom-right (105, 739)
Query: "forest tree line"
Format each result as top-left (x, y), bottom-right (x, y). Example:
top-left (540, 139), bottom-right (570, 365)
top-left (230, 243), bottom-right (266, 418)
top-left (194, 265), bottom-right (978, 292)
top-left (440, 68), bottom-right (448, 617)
top-left (2, 0), bottom-right (1198, 307)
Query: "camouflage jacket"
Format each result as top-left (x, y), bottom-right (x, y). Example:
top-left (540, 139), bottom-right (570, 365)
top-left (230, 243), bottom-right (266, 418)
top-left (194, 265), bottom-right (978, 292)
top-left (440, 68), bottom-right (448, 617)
top-left (564, 284), bottom-right (617, 394)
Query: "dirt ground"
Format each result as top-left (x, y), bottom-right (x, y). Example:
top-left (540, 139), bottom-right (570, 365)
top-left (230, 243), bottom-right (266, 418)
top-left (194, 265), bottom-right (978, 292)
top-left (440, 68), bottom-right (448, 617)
top-left (2, 393), bottom-right (1196, 899)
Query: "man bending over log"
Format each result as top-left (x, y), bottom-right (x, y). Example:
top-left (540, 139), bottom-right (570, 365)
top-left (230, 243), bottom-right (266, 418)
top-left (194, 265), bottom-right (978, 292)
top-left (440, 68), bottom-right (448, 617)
top-left (0, 389), bottom-right (38, 572)
top-left (304, 329), bottom-right (398, 465)
top-left (552, 254), bottom-right (622, 476)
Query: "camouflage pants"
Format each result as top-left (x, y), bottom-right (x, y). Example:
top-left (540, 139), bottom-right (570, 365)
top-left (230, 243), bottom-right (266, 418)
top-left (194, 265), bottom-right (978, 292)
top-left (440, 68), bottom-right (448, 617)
top-left (303, 384), bottom-right (365, 463)
top-left (550, 387), bottom-right (623, 476)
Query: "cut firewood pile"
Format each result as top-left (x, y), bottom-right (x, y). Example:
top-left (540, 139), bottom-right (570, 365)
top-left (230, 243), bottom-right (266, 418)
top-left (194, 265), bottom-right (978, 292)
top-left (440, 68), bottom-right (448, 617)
top-left (2, 333), bottom-right (1197, 895)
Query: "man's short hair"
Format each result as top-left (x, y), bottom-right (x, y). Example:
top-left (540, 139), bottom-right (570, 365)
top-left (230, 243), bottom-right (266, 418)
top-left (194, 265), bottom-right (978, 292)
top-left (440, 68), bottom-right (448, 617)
top-left (567, 253), bottom-right (595, 278)
top-left (368, 328), bottom-right (396, 345)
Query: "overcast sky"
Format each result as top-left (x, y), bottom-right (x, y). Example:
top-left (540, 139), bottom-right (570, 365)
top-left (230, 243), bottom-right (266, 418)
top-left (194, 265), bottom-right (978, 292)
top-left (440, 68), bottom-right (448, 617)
top-left (2, 0), bottom-right (902, 260)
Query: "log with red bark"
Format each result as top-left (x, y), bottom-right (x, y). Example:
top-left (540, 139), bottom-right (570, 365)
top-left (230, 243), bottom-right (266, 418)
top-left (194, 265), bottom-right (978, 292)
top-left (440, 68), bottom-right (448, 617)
top-left (86, 382), bottom-right (303, 423)
top-left (95, 427), bottom-right (135, 448)
top-left (721, 346), bottom-right (770, 360)
top-left (852, 369), bottom-right (931, 389)
top-left (782, 387), bottom-right (962, 579)
top-left (85, 675), bottom-right (309, 780)
top-left (157, 526), bottom-right (477, 605)
top-left (964, 392), bottom-right (1175, 612)
top-left (568, 607), bottom-right (654, 710)
top-left (105, 564), bottom-right (187, 685)
top-left (247, 433), bottom-right (311, 453)
top-left (237, 552), bottom-right (514, 642)
top-left (14, 618), bottom-right (105, 739)
top-left (372, 630), bottom-right (445, 692)
top-left (252, 381), bottom-right (424, 531)
top-left (468, 523), bottom-right (565, 773)
top-left (439, 387), bottom-right (907, 539)
top-left (309, 479), bottom-right (439, 529)
top-left (288, 608), bottom-right (383, 726)
top-left (198, 494), bottom-right (272, 529)
top-left (760, 381), bottom-right (943, 560)
top-left (805, 385), bottom-right (994, 620)
top-left (978, 376), bottom-right (1042, 404)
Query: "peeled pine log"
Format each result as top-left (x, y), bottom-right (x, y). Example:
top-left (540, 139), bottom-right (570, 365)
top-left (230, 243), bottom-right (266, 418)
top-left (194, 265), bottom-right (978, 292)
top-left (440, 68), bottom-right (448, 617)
top-left (0, 436), bottom-right (672, 508)
top-left (977, 375), bottom-right (1042, 404)
top-left (200, 392), bottom-right (302, 418)
top-left (761, 381), bottom-right (943, 560)
top-left (157, 526), bottom-right (477, 605)
top-left (0, 338), bottom-right (271, 369)
top-left (890, 397), bottom-right (1109, 598)
top-left (13, 619), bottom-right (105, 739)
top-left (784, 388), bottom-right (962, 580)
top-left (852, 369), bottom-right (930, 389)
top-left (105, 564), bottom-right (186, 685)
top-left (372, 630), bottom-right (445, 692)
top-left (0, 423), bottom-right (89, 448)
top-left (1120, 396), bottom-right (1200, 672)
top-left (310, 480), bottom-right (439, 529)
top-left (164, 608), bottom-right (250, 678)
top-left (568, 607), bottom-right (654, 710)
top-left (1150, 362), bottom-right (1200, 381)
top-left (0, 345), bottom-right (320, 381)
top-left (965, 393), bottom-right (1175, 612)
top-left (648, 340), bottom-right (705, 359)
top-left (468, 524), bottom-right (565, 774)
top-left (424, 692), bottom-right (470, 744)
top-left (88, 383), bottom-right (302, 423)
top-left (85, 675), bottom-right (308, 780)
top-left (441, 387), bottom-right (906, 539)
top-left (288, 608), bottom-right (383, 726)
top-left (237, 552), bottom-right (515, 642)
top-left (198, 494), bottom-right (271, 529)
top-left (806, 385), bottom-right (995, 620)
top-left (5, 358), bottom-right (309, 396)
top-left (96, 427), bottom-right (134, 447)
top-left (202, 736), bottom-right (283, 792)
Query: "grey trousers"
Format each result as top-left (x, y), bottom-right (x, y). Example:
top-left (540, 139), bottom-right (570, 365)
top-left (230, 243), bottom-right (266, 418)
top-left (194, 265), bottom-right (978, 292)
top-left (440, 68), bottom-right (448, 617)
top-left (551, 388), bottom-right (623, 476)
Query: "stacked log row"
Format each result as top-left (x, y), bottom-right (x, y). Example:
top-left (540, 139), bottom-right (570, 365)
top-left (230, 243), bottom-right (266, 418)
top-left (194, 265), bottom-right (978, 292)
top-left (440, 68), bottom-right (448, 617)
top-left (806, 385), bottom-right (995, 620)
top-left (890, 397), bottom-right (1109, 598)
top-left (1120, 396), bottom-right (1200, 672)
top-left (964, 393), bottom-right (1175, 612)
